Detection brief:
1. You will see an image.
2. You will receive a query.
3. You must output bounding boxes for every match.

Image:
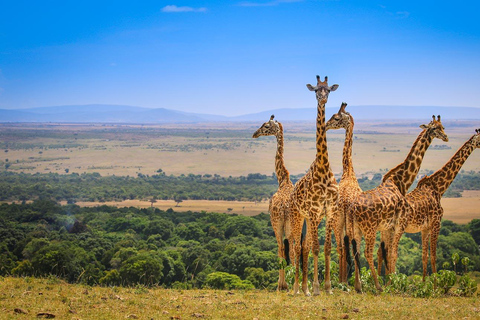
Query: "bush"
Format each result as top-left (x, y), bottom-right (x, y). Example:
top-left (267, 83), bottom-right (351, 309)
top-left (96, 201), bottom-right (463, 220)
top-left (432, 270), bottom-right (456, 294)
top-left (204, 272), bottom-right (254, 290)
top-left (386, 273), bottom-right (409, 294)
top-left (456, 274), bottom-right (477, 296)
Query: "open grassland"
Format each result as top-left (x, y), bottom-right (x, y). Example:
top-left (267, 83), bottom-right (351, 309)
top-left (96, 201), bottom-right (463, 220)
top-left (60, 193), bottom-right (480, 224)
top-left (1, 120), bottom-right (479, 178)
top-left (2, 121), bottom-right (480, 224)
top-left (1, 277), bottom-right (480, 320)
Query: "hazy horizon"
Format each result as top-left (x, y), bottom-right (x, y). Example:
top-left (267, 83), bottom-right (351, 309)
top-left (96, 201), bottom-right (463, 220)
top-left (1, 1), bottom-right (479, 116)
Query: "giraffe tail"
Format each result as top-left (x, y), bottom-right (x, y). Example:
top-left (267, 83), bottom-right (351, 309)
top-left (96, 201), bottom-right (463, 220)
top-left (352, 238), bottom-right (361, 269)
top-left (381, 241), bottom-right (388, 274)
top-left (344, 235), bottom-right (353, 276)
top-left (300, 220), bottom-right (307, 271)
top-left (284, 238), bottom-right (290, 266)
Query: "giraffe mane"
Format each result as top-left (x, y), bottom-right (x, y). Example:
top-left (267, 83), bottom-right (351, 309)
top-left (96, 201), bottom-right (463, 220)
top-left (382, 128), bottom-right (427, 183)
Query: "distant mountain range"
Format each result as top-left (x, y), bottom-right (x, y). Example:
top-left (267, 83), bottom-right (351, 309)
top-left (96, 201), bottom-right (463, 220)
top-left (0, 104), bottom-right (479, 123)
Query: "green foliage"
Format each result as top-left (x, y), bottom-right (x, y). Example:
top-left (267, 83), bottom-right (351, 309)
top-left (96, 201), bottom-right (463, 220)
top-left (118, 251), bottom-right (163, 286)
top-left (1, 200), bottom-right (480, 294)
top-left (204, 272), bottom-right (254, 290)
top-left (386, 273), bottom-right (409, 294)
top-left (359, 267), bottom-right (380, 294)
top-left (456, 274), bottom-right (478, 296)
top-left (408, 275), bottom-right (435, 298)
top-left (433, 270), bottom-right (457, 294)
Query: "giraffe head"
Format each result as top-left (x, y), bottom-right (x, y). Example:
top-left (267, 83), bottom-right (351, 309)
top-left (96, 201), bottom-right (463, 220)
top-left (419, 115), bottom-right (449, 142)
top-left (252, 115), bottom-right (282, 138)
top-left (326, 102), bottom-right (351, 131)
top-left (306, 75), bottom-right (339, 104)
top-left (470, 129), bottom-right (480, 148)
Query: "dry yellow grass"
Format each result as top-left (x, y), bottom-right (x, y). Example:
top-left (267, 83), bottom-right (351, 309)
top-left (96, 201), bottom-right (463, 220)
top-left (1, 121), bottom-right (480, 177)
top-left (3, 122), bottom-right (480, 225)
top-left (65, 199), bottom-right (270, 217)
top-left (1, 277), bottom-right (479, 320)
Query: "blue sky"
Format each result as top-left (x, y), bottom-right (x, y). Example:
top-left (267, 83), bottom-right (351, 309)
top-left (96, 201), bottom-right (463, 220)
top-left (1, 1), bottom-right (479, 116)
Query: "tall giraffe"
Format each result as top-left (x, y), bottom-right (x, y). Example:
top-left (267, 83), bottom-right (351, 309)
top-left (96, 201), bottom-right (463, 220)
top-left (325, 102), bottom-right (362, 283)
top-left (290, 75), bottom-right (341, 295)
top-left (252, 115), bottom-right (301, 291)
top-left (378, 128), bottom-right (480, 279)
top-left (347, 115), bottom-right (448, 292)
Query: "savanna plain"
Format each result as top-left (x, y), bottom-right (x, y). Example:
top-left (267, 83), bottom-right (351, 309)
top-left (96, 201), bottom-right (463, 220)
top-left (1, 119), bottom-right (480, 319)
top-left (1, 120), bottom-right (480, 221)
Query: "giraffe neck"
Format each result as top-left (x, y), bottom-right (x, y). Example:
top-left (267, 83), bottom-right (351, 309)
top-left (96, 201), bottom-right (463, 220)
top-left (383, 129), bottom-right (433, 195)
top-left (274, 123), bottom-right (290, 186)
top-left (418, 136), bottom-right (476, 196)
top-left (315, 99), bottom-right (331, 172)
top-left (342, 115), bottom-right (355, 178)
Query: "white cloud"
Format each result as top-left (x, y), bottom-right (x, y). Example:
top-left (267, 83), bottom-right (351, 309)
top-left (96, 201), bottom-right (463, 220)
top-left (162, 5), bottom-right (207, 13)
top-left (238, 0), bottom-right (303, 7)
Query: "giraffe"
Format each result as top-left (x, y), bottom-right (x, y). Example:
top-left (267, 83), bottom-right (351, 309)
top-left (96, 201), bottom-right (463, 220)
top-left (377, 128), bottom-right (480, 280)
top-left (290, 75), bottom-right (341, 296)
top-left (346, 115), bottom-right (448, 292)
top-left (252, 115), bottom-right (301, 291)
top-left (325, 102), bottom-right (362, 283)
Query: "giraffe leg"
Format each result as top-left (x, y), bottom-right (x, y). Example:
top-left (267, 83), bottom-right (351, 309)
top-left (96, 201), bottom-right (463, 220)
top-left (301, 226), bottom-right (311, 296)
top-left (364, 233), bottom-right (383, 292)
top-left (388, 224), bottom-right (407, 277)
top-left (293, 237), bottom-right (301, 295)
top-left (335, 207), bottom-right (347, 284)
top-left (273, 220), bottom-right (288, 291)
top-left (291, 213), bottom-right (303, 295)
top-left (352, 225), bottom-right (362, 293)
top-left (376, 231), bottom-right (385, 277)
top-left (430, 218), bottom-right (442, 275)
top-left (306, 218), bottom-right (320, 296)
top-left (421, 230), bottom-right (431, 281)
top-left (323, 215), bottom-right (334, 294)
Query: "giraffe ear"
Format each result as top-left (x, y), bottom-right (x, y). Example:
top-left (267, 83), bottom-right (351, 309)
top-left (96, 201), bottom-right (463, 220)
top-left (330, 84), bottom-right (339, 92)
top-left (306, 84), bottom-right (316, 91)
top-left (419, 124), bottom-right (429, 129)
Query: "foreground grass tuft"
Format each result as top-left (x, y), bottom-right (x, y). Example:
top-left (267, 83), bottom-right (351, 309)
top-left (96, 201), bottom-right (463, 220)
top-left (1, 277), bottom-right (480, 319)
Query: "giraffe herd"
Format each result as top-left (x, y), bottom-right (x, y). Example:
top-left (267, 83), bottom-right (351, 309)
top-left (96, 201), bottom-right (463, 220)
top-left (252, 74), bottom-right (480, 295)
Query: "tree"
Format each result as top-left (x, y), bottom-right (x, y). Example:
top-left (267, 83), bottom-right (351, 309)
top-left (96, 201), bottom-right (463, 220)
top-left (468, 219), bottom-right (480, 246)
top-left (204, 272), bottom-right (254, 290)
top-left (119, 251), bottom-right (163, 286)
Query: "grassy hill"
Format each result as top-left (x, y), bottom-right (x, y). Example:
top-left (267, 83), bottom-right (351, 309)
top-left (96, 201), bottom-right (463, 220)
top-left (1, 276), bottom-right (479, 319)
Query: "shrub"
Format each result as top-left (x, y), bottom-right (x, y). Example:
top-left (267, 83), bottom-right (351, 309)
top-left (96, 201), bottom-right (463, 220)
top-left (432, 270), bottom-right (456, 294)
top-left (456, 274), bottom-right (477, 296)
top-left (386, 273), bottom-right (408, 294)
top-left (205, 272), bottom-right (254, 290)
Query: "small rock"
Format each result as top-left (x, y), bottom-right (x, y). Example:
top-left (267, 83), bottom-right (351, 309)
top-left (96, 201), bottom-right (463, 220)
top-left (69, 309), bottom-right (77, 314)
top-left (126, 315), bottom-right (138, 319)
top-left (192, 313), bottom-right (205, 318)
top-left (36, 312), bottom-right (56, 318)
top-left (14, 308), bottom-right (28, 314)
top-left (353, 308), bottom-right (360, 313)
top-left (341, 314), bottom-right (349, 319)
top-left (162, 310), bottom-right (169, 314)
top-left (170, 316), bottom-right (181, 320)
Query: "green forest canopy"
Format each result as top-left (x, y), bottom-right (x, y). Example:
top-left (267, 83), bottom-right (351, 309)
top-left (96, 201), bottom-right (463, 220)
top-left (1, 200), bottom-right (479, 289)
